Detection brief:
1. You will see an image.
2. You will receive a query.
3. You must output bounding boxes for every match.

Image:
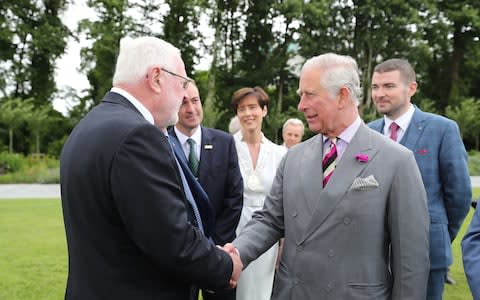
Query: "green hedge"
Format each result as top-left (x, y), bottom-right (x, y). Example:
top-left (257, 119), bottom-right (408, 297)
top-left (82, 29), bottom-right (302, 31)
top-left (0, 152), bottom-right (59, 183)
top-left (469, 151), bottom-right (480, 176)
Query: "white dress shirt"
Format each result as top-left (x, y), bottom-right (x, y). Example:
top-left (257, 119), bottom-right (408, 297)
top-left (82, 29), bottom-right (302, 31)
top-left (382, 104), bottom-right (415, 143)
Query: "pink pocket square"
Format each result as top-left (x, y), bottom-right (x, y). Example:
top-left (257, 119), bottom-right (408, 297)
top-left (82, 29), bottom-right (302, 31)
top-left (416, 148), bottom-right (428, 155)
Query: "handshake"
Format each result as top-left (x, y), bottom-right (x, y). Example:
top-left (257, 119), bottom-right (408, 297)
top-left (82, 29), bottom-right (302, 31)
top-left (219, 243), bottom-right (243, 288)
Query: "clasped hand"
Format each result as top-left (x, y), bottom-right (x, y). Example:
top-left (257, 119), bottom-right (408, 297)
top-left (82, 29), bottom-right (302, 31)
top-left (218, 243), bottom-right (242, 288)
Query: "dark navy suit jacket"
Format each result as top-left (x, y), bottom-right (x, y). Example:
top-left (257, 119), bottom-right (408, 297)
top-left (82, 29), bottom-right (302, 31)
top-left (60, 92), bottom-right (232, 300)
top-left (169, 126), bottom-right (243, 245)
top-left (369, 106), bottom-right (471, 270)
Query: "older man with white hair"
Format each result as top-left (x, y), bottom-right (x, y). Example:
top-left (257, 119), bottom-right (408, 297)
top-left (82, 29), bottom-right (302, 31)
top-left (60, 36), bottom-right (242, 300)
top-left (281, 118), bottom-right (305, 149)
top-left (225, 53), bottom-right (429, 300)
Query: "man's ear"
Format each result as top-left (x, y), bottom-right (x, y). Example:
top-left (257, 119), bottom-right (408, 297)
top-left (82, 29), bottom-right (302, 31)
top-left (146, 66), bottom-right (162, 92)
top-left (262, 106), bottom-right (268, 117)
top-left (338, 87), bottom-right (350, 108)
top-left (408, 81), bottom-right (417, 98)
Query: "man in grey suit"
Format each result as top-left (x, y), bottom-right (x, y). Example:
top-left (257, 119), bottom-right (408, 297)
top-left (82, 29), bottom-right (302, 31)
top-left (224, 53), bottom-right (430, 299)
top-left (368, 58), bottom-right (471, 299)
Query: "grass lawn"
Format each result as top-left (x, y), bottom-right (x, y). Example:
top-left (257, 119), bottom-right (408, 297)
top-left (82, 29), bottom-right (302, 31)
top-left (1, 191), bottom-right (479, 299)
top-left (0, 199), bottom-right (67, 300)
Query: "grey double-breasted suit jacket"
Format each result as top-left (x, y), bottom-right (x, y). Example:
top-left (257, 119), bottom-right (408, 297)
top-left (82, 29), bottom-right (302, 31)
top-left (233, 122), bottom-right (430, 300)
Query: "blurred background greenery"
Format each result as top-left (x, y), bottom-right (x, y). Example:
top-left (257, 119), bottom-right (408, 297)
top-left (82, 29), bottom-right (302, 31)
top-left (1, 0), bottom-right (480, 159)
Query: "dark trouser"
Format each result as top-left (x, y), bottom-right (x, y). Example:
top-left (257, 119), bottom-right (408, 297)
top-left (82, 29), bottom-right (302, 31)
top-left (202, 288), bottom-right (236, 300)
top-left (427, 268), bottom-right (447, 300)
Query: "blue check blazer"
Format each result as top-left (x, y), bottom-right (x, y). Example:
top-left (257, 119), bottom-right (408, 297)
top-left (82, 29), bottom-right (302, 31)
top-left (369, 106), bottom-right (471, 270)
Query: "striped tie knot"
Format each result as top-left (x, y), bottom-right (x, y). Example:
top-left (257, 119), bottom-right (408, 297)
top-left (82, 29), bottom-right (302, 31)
top-left (322, 137), bottom-right (337, 187)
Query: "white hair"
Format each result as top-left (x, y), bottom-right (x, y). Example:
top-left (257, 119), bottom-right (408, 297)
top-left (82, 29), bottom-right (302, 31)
top-left (228, 116), bottom-right (241, 134)
top-left (112, 36), bottom-right (181, 85)
top-left (282, 118), bottom-right (305, 134)
top-left (301, 53), bottom-right (362, 106)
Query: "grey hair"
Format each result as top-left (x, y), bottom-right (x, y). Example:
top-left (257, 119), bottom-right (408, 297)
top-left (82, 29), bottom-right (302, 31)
top-left (113, 36), bottom-right (181, 85)
top-left (282, 118), bottom-right (305, 134)
top-left (301, 53), bottom-right (362, 106)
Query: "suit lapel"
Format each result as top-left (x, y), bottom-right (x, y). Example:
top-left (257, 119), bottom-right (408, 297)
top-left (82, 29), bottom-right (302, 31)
top-left (300, 135), bottom-right (325, 213)
top-left (400, 107), bottom-right (426, 151)
top-left (300, 123), bottom-right (378, 243)
top-left (198, 127), bottom-right (214, 180)
top-left (167, 132), bottom-right (215, 237)
top-left (168, 130), bottom-right (189, 165)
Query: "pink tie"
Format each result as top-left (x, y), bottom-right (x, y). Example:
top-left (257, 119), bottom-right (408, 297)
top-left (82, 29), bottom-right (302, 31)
top-left (322, 138), bottom-right (337, 187)
top-left (390, 122), bottom-right (399, 142)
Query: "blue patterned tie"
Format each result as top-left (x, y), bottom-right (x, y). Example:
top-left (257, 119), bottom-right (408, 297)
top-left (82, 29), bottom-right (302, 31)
top-left (166, 136), bottom-right (203, 232)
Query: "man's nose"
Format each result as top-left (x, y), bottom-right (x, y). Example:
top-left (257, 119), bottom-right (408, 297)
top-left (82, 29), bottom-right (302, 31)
top-left (298, 96), bottom-right (306, 111)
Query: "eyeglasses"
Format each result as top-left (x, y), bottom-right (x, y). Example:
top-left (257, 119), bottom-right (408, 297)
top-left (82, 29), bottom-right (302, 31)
top-left (161, 67), bottom-right (194, 90)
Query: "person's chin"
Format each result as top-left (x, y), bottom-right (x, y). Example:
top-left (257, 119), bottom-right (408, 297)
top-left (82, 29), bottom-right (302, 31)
top-left (166, 114), bottom-right (179, 127)
top-left (375, 103), bottom-right (390, 113)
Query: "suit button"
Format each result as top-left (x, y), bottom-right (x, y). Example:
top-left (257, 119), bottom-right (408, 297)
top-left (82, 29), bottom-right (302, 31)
top-left (328, 250), bottom-right (335, 257)
top-left (292, 210), bottom-right (298, 217)
top-left (343, 217), bottom-right (351, 225)
top-left (297, 245), bottom-right (303, 252)
top-left (294, 277), bottom-right (301, 285)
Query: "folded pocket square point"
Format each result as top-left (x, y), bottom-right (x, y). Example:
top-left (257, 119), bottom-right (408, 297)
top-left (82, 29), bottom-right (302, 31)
top-left (350, 175), bottom-right (379, 191)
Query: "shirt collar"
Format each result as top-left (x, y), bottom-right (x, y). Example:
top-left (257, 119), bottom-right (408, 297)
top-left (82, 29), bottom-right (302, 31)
top-left (111, 87), bottom-right (154, 125)
top-left (322, 116), bottom-right (362, 144)
top-left (174, 126), bottom-right (202, 146)
top-left (383, 103), bottom-right (414, 133)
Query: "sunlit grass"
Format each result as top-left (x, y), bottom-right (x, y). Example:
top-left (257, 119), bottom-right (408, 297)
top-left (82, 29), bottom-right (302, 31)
top-left (1, 190), bottom-right (478, 299)
top-left (0, 199), bottom-right (66, 300)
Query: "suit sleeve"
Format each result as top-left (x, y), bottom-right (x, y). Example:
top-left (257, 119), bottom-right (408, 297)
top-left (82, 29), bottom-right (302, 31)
top-left (110, 125), bottom-right (232, 289)
top-left (439, 120), bottom-right (471, 241)
top-left (389, 150), bottom-right (430, 300)
top-left (462, 208), bottom-right (480, 299)
top-left (213, 136), bottom-right (244, 245)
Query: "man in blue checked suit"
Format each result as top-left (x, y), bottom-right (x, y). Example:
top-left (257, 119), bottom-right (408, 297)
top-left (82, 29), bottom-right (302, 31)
top-left (368, 58), bottom-right (471, 300)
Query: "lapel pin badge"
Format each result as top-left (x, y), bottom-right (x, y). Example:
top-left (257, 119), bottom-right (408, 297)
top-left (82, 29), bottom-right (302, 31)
top-left (204, 144), bottom-right (213, 150)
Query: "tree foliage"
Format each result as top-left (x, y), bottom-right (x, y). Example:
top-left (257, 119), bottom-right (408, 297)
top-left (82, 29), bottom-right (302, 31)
top-left (0, 0), bottom-right (69, 105)
top-left (0, 98), bottom-right (33, 153)
top-left (2, 0), bottom-right (480, 155)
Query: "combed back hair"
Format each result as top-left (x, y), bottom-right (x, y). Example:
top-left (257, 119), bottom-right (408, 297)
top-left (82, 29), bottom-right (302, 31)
top-left (301, 53), bottom-right (362, 106)
top-left (282, 118), bottom-right (305, 134)
top-left (231, 86), bottom-right (269, 112)
top-left (113, 36), bottom-right (181, 85)
top-left (374, 58), bottom-right (416, 84)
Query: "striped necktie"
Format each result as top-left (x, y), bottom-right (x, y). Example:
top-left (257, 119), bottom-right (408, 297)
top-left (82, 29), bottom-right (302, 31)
top-left (322, 137), bottom-right (337, 187)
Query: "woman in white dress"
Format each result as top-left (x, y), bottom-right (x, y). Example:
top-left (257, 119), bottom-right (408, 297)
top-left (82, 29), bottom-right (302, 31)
top-left (231, 87), bottom-right (286, 300)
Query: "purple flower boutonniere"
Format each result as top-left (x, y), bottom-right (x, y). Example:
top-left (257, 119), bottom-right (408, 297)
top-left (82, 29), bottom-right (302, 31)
top-left (355, 153), bottom-right (369, 163)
